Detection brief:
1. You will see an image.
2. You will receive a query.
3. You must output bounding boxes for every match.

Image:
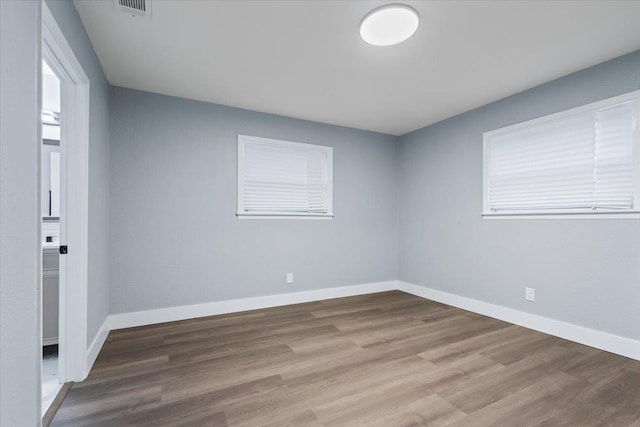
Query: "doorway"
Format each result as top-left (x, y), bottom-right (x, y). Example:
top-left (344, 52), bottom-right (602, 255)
top-left (40, 3), bottom-right (90, 421)
top-left (41, 57), bottom-right (62, 415)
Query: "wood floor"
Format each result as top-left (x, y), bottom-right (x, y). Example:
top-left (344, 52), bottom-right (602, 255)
top-left (52, 291), bottom-right (640, 426)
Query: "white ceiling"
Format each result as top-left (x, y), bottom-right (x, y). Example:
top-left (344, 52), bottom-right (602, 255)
top-left (74, 1), bottom-right (640, 136)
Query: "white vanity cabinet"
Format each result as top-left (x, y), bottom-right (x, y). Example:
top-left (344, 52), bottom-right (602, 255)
top-left (42, 247), bottom-right (59, 346)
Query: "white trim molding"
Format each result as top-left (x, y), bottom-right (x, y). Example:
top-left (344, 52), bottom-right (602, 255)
top-left (237, 214), bottom-right (334, 220)
top-left (86, 317), bottom-right (110, 372)
top-left (109, 281), bottom-right (396, 330)
top-left (398, 281), bottom-right (640, 361)
top-left (87, 281), bottom-right (394, 369)
top-left (86, 280), bottom-right (639, 372)
top-left (43, 2), bottom-right (91, 383)
top-left (482, 210), bottom-right (640, 220)
top-left (42, 337), bottom-right (58, 346)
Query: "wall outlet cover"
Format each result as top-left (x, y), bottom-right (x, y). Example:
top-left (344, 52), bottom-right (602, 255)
top-left (525, 287), bottom-right (535, 302)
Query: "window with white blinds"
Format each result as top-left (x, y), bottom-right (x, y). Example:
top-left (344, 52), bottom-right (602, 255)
top-left (483, 91), bottom-right (640, 218)
top-left (237, 135), bottom-right (333, 218)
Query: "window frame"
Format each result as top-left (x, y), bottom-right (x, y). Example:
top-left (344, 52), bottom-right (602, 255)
top-left (237, 134), bottom-right (334, 219)
top-left (482, 90), bottom-right (640, 220)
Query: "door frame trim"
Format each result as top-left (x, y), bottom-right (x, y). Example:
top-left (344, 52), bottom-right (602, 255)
top-left (42, 2), bottom-right (90, 382)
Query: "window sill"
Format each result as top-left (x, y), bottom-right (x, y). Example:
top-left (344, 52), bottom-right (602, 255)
top-left (237, 213), bottom-right (334, 220)
top-left (481, 210), bottom-right (640, 220)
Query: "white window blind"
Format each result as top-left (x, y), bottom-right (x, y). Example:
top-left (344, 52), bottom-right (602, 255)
top-left (237, 135), bottom-right (333, 218)
top-left (484, 93), bottom-right (639, 217)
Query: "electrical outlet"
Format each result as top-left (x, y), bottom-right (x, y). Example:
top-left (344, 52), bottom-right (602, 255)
top-left (525, 287), bottom-right (535, 302)
top-left (286, 273), bottom-right (294, 284)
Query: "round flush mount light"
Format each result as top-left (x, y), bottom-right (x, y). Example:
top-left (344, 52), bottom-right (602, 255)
top-left (360, 4), bottom-right (419, 46)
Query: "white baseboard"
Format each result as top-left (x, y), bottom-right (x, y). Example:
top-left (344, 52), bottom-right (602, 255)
top-left (398, 281), bottom-right (640, 361)
top-left (86, 317), bottom-right (110, 372)
top-left (86, 280), bottom-right (639, 369)
top-left (108, 281), bottom-right (397, 331)
top-left (42, 337), bottom-right (58, 346)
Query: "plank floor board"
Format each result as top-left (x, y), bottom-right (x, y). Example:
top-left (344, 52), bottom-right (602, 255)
top-left (51, 291), bottom-right (640, 426)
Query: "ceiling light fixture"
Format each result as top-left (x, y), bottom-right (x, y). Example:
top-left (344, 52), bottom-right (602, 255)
top-left (360, 4), bottom-right (419, 46)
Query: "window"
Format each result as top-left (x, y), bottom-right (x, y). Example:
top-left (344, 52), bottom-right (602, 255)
top-left (483, 91), bottom-right (640, 219)
top-left (237, 135), bottom-right (333, 219)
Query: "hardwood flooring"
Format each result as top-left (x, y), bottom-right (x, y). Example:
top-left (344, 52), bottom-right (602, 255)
top-left (51, 291), bottom-right (640, 426)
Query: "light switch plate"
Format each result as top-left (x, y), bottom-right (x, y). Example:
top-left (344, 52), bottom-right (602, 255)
top-left (286, 273), bottom-right (293, 284)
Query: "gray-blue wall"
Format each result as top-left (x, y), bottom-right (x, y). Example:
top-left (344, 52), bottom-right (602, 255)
top-left (1, 1), bottom-right (109, 420)
top-left (398, 50), bottom-right (640, 341)
top-left (45, 0), bottom-right (111, 344)
top-left (0, 1), bottom-right (42, 424)
top-left (109, 87), bottom-right (399, 314)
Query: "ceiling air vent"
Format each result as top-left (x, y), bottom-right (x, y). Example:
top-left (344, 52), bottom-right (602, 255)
top-left (113, 0), bottom-right (151, 20)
